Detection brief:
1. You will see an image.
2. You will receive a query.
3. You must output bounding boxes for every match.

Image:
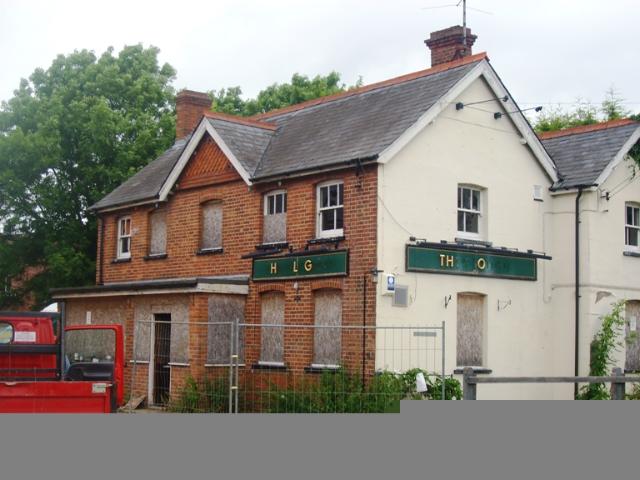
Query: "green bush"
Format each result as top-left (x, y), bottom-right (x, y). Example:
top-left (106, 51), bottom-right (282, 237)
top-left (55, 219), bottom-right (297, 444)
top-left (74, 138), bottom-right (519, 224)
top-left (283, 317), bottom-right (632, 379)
top-left (168, 376), bottom-right (229, 413)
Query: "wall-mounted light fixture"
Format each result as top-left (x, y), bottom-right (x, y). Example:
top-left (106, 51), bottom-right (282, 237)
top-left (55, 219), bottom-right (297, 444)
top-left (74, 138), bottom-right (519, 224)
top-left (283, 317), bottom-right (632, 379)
top-left (370, 268), bottom-right (384, 284)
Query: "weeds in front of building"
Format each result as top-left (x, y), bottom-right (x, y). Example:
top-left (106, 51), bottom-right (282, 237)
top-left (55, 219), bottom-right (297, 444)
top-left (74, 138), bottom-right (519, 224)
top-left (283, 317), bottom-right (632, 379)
top-left (168, 368), bottom-right (461, 413)
top-left (578, 300), bottom-right (639, 400)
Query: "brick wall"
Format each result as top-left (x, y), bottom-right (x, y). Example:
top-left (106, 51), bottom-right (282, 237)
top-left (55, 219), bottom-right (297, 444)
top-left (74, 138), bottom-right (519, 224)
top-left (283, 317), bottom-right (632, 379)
top-left (78, 139), bottom-right (379, 402)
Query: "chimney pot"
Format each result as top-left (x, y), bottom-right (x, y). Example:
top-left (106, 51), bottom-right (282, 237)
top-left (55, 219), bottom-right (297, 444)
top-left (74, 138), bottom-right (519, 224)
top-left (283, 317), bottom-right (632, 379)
top-left (425, 26), bottom-right (477, 67)
top-left (176, 90), bottom-right (212, 139)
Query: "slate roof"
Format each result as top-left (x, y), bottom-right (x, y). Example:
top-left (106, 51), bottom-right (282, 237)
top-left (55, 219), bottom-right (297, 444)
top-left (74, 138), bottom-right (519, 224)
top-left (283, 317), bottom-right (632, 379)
top-left (540, 120), bottom-right (640, 189)
top-left (90, 136), bottom-right (191, 211)
top-left (91, 54), bottom-right (486, 211)
top-left (206, 116), bottom-right (275, 175)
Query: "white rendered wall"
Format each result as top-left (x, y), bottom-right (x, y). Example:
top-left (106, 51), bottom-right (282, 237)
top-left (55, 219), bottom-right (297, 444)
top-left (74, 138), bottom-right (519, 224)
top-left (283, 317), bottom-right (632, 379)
top-left (375, 76), bottom-right (567, 399)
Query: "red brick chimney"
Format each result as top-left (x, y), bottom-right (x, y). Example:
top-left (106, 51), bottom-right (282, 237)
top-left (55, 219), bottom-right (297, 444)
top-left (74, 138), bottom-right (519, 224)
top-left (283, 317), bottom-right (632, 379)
top-left (425, 26), bottom-right (477, 67)
top-left (176, 90), bottom-right (212, 139)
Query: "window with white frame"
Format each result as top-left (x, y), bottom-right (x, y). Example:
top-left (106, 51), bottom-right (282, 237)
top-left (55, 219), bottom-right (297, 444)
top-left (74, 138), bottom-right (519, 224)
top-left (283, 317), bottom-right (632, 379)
top-left (625, 203), bottom-right (640, 249)
top-left (117, 217), bottom-right (132, 259)
top-left (317, 181), bottom-right (344, 238)
top-left (263, 190), bottom-right (287, 244)
top-left (457, 186), bottom-right (482, 237)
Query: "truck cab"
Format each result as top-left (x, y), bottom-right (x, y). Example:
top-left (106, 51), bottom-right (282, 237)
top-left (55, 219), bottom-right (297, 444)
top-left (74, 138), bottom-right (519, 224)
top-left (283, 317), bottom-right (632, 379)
top-left (0, 312), bottom-right (124, 413)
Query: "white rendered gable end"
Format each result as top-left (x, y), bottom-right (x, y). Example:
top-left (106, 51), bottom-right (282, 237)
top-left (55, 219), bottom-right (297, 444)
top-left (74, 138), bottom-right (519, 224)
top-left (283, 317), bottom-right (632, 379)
top-left (157, 118), bottom-right (253, 201)
top-left (377, 60), bottom-right (559, 183)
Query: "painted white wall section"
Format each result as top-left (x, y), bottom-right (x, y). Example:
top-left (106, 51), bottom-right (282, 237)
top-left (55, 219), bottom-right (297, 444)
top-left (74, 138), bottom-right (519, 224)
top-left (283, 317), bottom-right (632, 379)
top-left (376, 75), bottom-right (567, 399)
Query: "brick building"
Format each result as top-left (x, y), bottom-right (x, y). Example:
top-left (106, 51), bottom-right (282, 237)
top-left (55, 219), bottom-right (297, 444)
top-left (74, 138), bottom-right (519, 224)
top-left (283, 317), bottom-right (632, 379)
top-left (52, 25), bottom-right (640, 402)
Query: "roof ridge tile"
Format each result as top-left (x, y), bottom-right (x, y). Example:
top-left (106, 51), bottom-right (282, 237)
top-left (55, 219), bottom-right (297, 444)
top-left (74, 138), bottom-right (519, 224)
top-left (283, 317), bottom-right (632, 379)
top-left (203, 111), bottom-right (278, 131)
top-left (251, 52), bottom-right (488, 120)
top-left (539, 119), bottom-right (638, 140)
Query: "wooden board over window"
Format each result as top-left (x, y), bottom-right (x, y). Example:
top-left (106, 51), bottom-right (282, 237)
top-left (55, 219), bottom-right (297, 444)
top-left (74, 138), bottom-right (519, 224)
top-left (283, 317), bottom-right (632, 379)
top-left (456, 293), bottom-right (485, 367)
top-left (260, 291), bottom-right (284, 364)
top-left (626, 301), bottom-right (640, 372)
top-left (313, 290), bottom-right (342, 366)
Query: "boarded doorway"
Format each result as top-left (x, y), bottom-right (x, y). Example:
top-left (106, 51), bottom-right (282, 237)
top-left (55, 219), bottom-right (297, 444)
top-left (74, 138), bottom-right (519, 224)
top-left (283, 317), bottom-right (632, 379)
top-left (625, 301), bottom-right (640, 372)
top-left (152, 313), bottom-right (171, 405)
top-left (456, 293), bottom-right (485, 367)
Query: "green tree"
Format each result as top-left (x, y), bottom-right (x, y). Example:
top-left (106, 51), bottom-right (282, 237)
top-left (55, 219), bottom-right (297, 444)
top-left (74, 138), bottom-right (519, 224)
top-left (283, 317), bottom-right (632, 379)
top-left (0, 45), bottom-right (176, 308)
top-left (211, 72), bottom-right (363, 117)
top-left (534, 87), bottom-right (632, 133)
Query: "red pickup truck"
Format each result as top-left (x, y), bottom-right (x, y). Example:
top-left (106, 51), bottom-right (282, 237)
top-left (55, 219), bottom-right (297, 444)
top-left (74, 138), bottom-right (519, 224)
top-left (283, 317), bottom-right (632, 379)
top-left (0, 311), bottom-right (124, 413)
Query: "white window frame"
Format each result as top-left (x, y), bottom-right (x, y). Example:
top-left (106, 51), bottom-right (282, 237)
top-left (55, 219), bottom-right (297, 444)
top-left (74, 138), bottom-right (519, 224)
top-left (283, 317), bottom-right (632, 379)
top-left (625, 203), bottom-right (640, 251)
top-left (457, 185), bottom-right (483, 240)
top-left (316, 180), bottom-right (344, 239)
top-left (117, 216), bottom-right (132, 259)
top-left (264, 190), bottom-right (287, 216)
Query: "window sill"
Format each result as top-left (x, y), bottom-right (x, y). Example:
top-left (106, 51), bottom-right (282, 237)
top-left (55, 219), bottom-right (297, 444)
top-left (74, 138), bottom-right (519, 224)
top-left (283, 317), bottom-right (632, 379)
top-left (196, 247), bottom-right (223, 256)
top-left (205, 364), bottom-right (246, 368)
top-left (144, 253), bottom-right (168, 261)
top-left (112, 257), bottom-right (131, 264)
top-left (128, 360), bottom-right (149, 365)
top-left (453, 367), bottom-right (492, 375)
top-left (305, 364), bottom-right (341, 373)
top-left (308, 236), bottom-right (345, 246)
top-left (256, 242), bottom-right (289, 250)
top-left (168, 362), bottom-right (190, 367)
top-left (623, 250), bottom-right (640, 258)
top-left (252, 361), bottom-right (287, 371)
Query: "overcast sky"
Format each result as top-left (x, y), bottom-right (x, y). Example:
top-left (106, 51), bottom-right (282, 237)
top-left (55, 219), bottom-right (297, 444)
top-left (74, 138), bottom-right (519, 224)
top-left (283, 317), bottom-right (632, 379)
top-left (1, 0), bottom-right (638, 115)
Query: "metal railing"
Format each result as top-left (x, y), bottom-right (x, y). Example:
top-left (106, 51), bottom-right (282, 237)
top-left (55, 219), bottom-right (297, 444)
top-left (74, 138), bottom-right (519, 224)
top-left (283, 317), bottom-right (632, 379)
top-left (461, 367), bottom-right (640, 400)
top-left (129, 320), bottom-right (447, 413)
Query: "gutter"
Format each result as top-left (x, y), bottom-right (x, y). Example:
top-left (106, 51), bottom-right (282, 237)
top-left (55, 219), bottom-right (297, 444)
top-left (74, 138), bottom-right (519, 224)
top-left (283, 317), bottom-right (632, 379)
top-left (250, 155), bottom-right (379, 184)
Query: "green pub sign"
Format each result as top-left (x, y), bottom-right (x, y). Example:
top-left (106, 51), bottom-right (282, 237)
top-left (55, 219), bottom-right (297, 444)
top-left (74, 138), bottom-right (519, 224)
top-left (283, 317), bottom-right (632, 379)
top-left (253, 250), bottom-right (349, 281)
top-left (406, 245), bottom-right (537, 281)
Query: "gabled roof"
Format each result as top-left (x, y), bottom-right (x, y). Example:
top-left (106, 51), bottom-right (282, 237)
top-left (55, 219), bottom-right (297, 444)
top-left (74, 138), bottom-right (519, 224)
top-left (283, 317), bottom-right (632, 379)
top-left (540, 119), bottom-right (640, 190)
top-left (90, 136), bottom-right (191, 211)
top-left (91, 52), bottom-right (556, 211)
top-left (252, 57), bottom-right (482, 179)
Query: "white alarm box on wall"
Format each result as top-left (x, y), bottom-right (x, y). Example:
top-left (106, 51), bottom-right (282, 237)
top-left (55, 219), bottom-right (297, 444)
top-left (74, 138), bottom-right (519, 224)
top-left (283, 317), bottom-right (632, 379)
top-left (383, 274), bottom-right (395, 295)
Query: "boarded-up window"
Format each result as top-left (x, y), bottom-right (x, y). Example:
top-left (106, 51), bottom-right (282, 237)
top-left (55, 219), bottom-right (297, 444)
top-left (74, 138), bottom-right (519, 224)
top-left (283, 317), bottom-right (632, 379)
top-left (260, 291), bottom-right (284, 364)
top-left (313, 289), bottom-right (342, 366)
top-left (263, 191), bottom-right (287, 244)
top-left (456, 293), bottom-right (485, 366)
top-left (149, 209), bottom-right (167, 255)
top-left (626, 301), bottom-right (640, 372)
top-left (201, 202), bottom-right (222, 250)
top-left (207, 295), bottom-right (245, 364)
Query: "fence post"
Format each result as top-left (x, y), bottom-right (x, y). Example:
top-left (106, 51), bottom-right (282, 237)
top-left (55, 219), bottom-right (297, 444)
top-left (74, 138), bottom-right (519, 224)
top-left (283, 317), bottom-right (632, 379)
top-left (611, 367), bottom-right (625, 400)
top-left (462, 367), bottom-right (476, 400)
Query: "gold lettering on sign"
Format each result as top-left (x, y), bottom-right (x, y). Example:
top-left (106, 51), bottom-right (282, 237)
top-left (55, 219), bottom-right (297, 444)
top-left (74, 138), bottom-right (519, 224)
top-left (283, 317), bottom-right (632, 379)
top-left (270, 263), bottom-right (278, 274)
top-left (439, 254), bottom-right (455, 268)
top-left (477, 258), bottom-right (487, 270)
top-left (304, 259), bottom-right (313, 272)
top-left (293, 260), bottom-right (299, 273)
